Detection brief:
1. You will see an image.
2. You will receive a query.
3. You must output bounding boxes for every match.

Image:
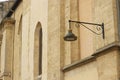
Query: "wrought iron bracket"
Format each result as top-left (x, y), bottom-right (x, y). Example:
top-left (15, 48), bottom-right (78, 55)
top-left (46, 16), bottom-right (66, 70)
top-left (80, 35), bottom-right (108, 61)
top-left (69, 20), bottom-right (105, 39)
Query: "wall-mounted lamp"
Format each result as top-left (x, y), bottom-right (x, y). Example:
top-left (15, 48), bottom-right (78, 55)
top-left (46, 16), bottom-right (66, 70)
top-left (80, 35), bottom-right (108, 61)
top-left (64, 20), bottom-right (105, 41)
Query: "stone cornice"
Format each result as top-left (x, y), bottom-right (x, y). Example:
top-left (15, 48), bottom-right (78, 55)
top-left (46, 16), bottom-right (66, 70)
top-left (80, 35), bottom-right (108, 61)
top-left (0, 72), bottom-right (11, 78)
top-left (92, 41), bottom-right (120, 57)
top-left (1, 18), bottom-right (15, 31)
top-left (2, 18), bottom-right (15, 25)
top-left (62, 56), bottom-right (96, 72)
top-left (62, 41), bottom-right (120, 72)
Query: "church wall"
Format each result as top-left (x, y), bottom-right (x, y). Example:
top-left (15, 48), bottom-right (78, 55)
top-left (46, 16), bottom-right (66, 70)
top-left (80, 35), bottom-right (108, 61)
top-left (0, 0), bottom-right (119, 80)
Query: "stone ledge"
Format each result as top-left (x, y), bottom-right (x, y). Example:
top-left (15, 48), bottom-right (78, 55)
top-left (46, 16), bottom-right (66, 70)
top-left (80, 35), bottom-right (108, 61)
top-left (63, 41), bottom-right (120, 72)
top-left (92, 41), bottom-right (120, 57)
top-left (0, 72), bottom-right (11, 78)
top-left (62, 56), bottom-right (96, 72)
top-left (2, 18), bottom-right (15, 25)
top-left (35, 75), bottom-right (42, 80)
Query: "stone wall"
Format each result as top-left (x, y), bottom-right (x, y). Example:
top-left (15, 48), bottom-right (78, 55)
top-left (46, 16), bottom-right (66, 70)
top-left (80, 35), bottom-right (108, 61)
top-left (94, 0), bottom-right (117, 49)
top-left (64, 61), bottom-right (98, 80)
top-left (12, 2), bottom-right (22, 80)
top-left (0, 0), bottom-right (119, 80)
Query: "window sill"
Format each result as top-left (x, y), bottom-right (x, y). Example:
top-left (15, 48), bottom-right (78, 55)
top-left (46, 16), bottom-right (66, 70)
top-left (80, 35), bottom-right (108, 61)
top-left (35, 74), bottom-right (42, 80)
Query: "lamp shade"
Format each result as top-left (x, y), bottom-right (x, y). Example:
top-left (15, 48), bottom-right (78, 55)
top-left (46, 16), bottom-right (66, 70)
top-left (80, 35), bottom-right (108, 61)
top-left (64, 29), bottom-right (77, 41)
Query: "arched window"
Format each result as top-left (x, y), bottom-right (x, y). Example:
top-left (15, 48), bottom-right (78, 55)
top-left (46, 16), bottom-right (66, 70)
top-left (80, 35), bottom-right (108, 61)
top-left (34, 22), bottom-right (42, 79)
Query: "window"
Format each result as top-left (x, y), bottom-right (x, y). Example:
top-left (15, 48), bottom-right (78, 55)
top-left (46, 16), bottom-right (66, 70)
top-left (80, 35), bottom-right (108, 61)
top-left (34, 22), bottom-right (42, 80)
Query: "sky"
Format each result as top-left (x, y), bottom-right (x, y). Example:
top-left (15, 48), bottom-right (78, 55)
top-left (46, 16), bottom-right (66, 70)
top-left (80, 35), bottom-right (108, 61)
top-left (0, 0), bottom-right (8, 2)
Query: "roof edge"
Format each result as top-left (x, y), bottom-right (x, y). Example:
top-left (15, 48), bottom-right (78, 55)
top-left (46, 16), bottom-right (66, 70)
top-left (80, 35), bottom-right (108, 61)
top-left (5, 0), bottom-right (22, 17)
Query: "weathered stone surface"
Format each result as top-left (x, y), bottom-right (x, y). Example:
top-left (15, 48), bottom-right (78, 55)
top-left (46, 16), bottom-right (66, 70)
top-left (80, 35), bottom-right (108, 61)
top-left (1, 18), bottom-right (15, 80)
top-left (96, 50), bottom-right (119, 80)
top-left (0, 0), bottom-right (119, 80)
top-left (65, 61), bottom-right (98, 80)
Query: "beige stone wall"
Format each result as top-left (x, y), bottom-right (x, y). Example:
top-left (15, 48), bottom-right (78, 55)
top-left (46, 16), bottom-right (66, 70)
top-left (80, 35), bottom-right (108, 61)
top-left (70, 0), bottom-right (80, 63)
top-left (64, 48), bottom-right (119, 80)
top-left (13, 2), bottom-right (22, 80)
top-left (0, 0), bottom-right (119, 80)
top-left (11, 0), bottom-right (32, 80)
top-left (47, 0), bottom-right (61, 80)
top-left (23, 0), bottom-right (31, 14)
top-left (0, 18), bottom-right (15, 80)
top-left (78, 0), bottom-right (118, 58)
top-left (1, 30), bottom-right (6, 74)
top-left (64, 61), bottom-right (98, 80)
top-left (96, 50), bottom-right (119, 80)
top-left (94, 0), bottom-right (117, 49)
top-left (30, 0), bottom-right (48, 80)
top-left (9, 0), bottom-right (48, 80)
top-left (64, 0), bottom-right (80, 65)
top-left (79, 0), bottom-right (94, 59)
top-left (64, 0), bottom-right (120, 80)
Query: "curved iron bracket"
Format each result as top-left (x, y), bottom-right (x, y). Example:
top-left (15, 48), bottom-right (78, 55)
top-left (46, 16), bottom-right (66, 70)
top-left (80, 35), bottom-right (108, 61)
top-left (69, 20), bottom-right (105, 39)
